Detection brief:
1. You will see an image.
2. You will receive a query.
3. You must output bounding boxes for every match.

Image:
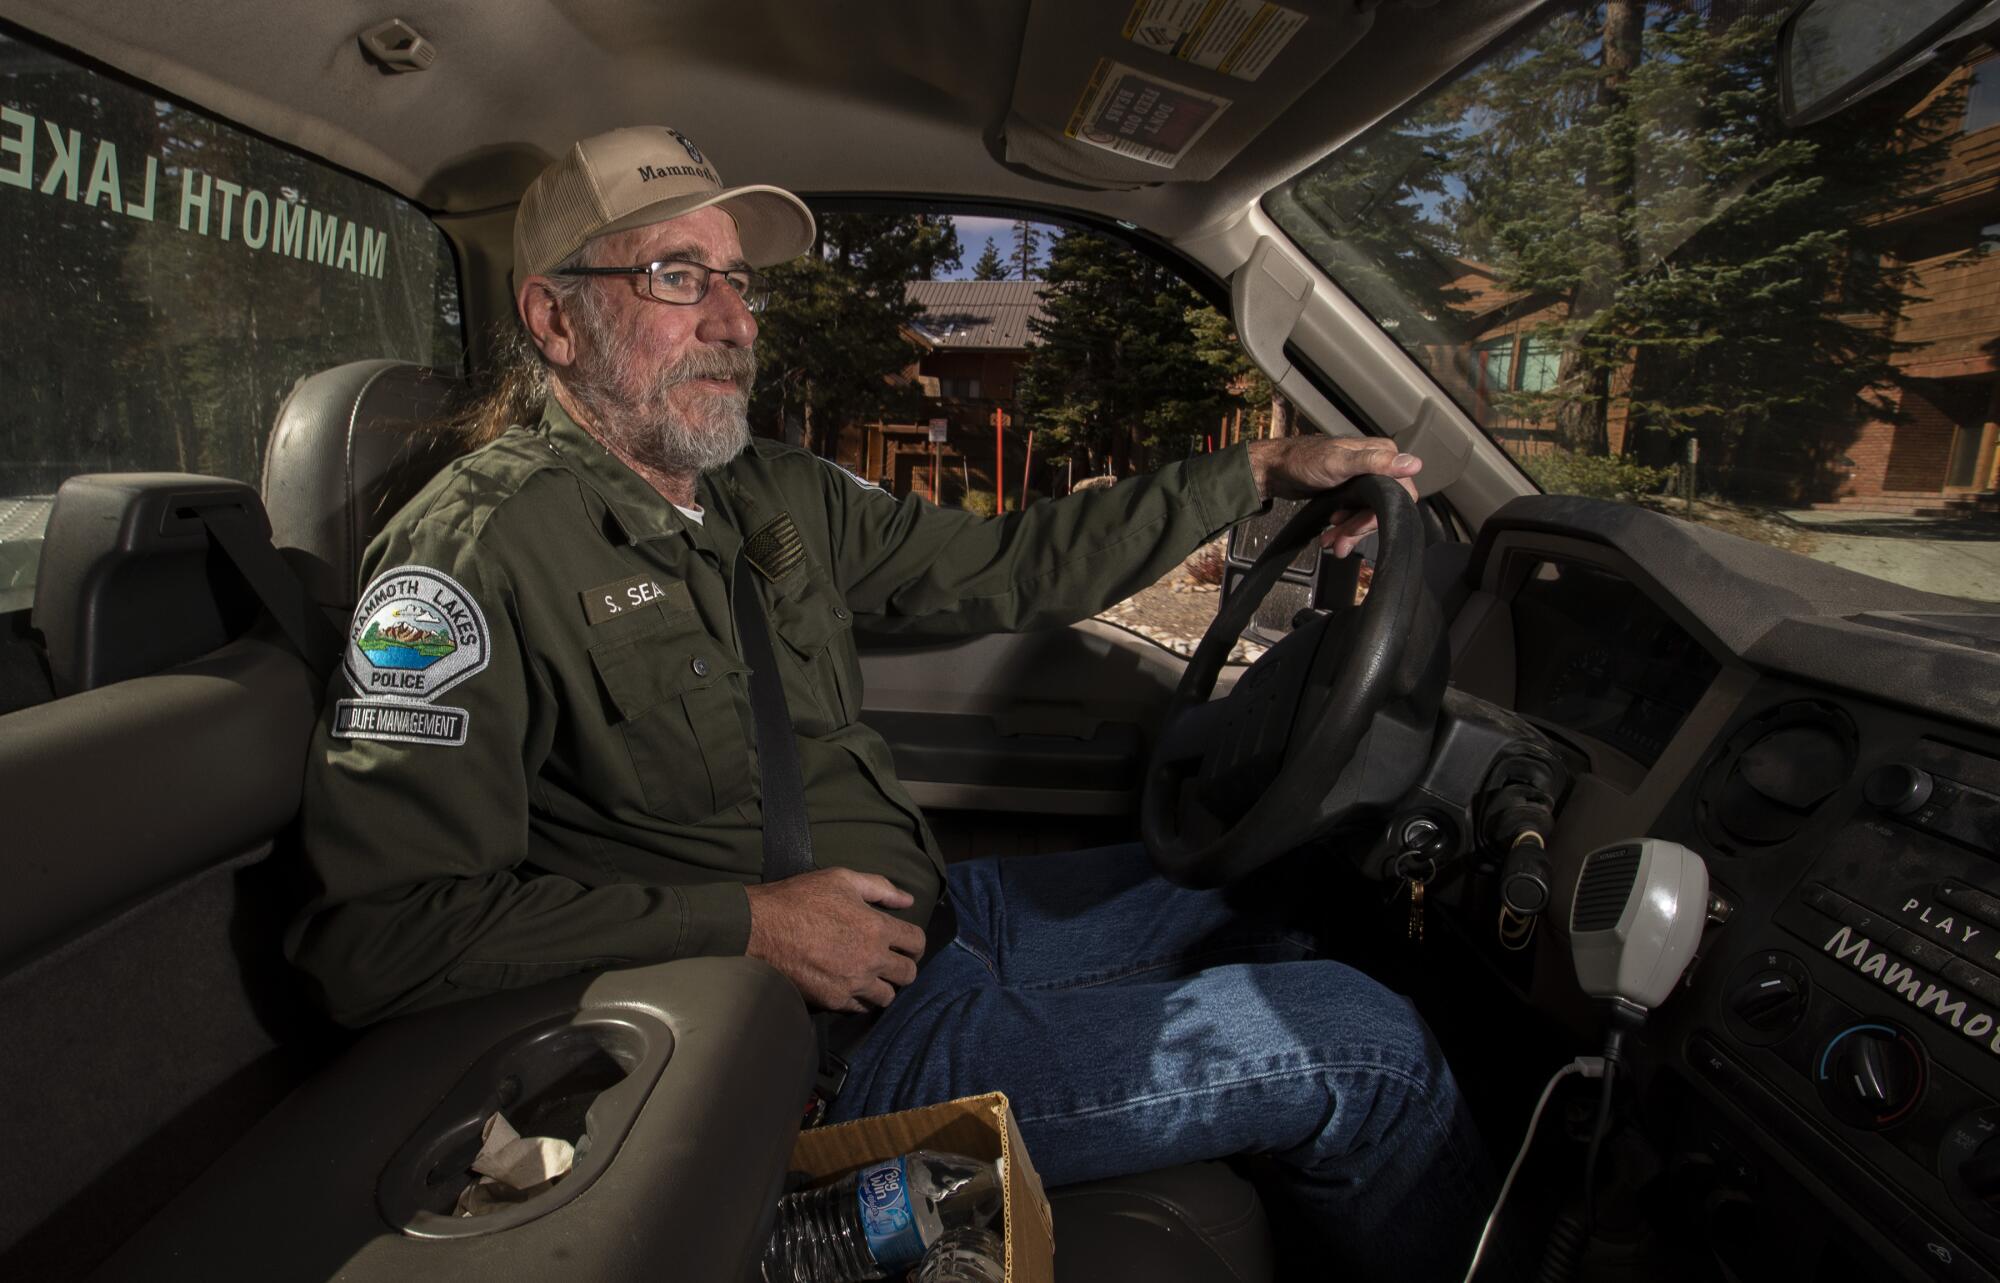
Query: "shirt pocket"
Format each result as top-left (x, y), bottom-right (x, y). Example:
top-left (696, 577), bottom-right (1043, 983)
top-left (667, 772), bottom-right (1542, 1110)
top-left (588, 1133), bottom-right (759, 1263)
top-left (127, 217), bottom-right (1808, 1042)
top-left (768, 574), bottom-right (859, 728)
top-left (589, 615), bottom-right (753, 823)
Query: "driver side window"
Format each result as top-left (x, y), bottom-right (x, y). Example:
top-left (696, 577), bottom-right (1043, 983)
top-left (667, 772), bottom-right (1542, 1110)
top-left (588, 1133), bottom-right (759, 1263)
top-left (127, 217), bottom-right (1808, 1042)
top-left (744, 208), bottom-right (1316, 663)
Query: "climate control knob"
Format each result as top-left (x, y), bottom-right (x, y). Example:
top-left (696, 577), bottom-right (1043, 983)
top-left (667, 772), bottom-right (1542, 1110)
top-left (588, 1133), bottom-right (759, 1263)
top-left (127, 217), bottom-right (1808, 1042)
top-left (1941, 1109), bottom-right (2000, 1236)
top-left (1961, 1135), bottom-right (2000, 1208)
top-left (1816, 1024), bottom-right (1925, 1128)
top-left (1865, 763), bottom-right (1935, 815)
top-left (1721, 951), bottom-right (1811, 1045)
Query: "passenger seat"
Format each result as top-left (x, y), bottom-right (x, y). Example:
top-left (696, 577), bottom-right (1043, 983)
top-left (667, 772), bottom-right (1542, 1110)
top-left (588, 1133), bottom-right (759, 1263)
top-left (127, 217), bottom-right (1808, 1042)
top-left (0, 474), bottom-right (328, 1279)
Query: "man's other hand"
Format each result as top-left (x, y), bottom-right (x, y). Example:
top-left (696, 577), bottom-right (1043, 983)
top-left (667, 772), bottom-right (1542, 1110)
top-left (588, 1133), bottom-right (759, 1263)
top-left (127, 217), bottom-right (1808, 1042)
top-left (745, 868), bottom-right (928, 1012)
top-left (1245, 437), bottom-right (1423, 559)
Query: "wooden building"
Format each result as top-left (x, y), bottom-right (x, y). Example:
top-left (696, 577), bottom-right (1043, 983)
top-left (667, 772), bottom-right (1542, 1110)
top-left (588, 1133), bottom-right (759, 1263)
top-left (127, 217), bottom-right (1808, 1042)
top-left (835, 280), bottom-right (1050, 505)
top-left (1410, 49), bottom-right (2000, 517)
top-left (1829, 55), bottom-right (2000, 514)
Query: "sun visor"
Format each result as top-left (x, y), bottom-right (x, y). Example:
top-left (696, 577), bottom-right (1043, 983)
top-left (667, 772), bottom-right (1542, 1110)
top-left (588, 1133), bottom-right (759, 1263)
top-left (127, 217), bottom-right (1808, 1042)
top-left (1002, 0), bottom-right (1376, 188)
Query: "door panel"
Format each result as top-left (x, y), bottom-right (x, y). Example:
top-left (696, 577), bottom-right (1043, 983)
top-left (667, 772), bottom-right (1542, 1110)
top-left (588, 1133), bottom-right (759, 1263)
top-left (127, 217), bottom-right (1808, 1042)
top-left (857, 621), bottom-right (1191, 817)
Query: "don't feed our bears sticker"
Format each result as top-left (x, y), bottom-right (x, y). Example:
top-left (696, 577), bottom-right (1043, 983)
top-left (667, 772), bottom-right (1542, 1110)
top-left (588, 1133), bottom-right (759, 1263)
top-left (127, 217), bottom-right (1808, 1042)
top-left (334, 565), bottom-right (490, 746)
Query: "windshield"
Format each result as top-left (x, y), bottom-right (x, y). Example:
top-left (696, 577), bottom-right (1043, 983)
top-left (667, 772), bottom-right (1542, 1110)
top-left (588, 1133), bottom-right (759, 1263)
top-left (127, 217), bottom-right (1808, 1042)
top-left (1267, 0), bottom-right (2000, 604)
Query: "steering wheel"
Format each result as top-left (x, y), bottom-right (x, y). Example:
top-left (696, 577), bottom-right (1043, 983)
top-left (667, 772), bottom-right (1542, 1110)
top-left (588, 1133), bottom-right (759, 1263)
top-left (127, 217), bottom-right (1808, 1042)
top-left (1141, 474), bottom-right (1434, 886)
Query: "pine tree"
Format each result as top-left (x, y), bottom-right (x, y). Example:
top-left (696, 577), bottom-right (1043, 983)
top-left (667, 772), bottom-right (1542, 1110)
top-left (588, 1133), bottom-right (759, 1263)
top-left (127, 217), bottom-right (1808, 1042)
top-left (1015, 232), bottom-right (1223, 474)
top-left (972, 238), bottom-right (1009, 280)
top-left (1187, 306), bottom-right (1282, 438)
top-left (1270, 2), bottom-right (1965, 503)
top-left (751, 213), bottom-right (961, 455)
top-left (1011, 219), bottom-right (1044, 280)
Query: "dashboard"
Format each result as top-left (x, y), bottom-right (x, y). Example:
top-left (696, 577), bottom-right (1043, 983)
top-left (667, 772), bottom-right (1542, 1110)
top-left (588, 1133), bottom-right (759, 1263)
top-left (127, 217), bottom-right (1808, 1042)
top-left (1510, 556), bottom-right (1719, 768)
top-left (1446, 495), bottom-right (2000, 1283)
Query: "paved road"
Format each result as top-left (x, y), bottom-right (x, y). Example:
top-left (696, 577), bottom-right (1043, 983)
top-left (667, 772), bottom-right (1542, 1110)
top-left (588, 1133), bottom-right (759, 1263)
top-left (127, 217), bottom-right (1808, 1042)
top-left (1782, 511), bottom-right (2000, 604)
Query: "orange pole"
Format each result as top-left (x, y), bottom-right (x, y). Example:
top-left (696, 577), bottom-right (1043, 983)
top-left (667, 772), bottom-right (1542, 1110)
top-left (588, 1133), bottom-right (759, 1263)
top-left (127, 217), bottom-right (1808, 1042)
top-left (931, 441), bottom-right (939, 503)
top-left (1022, 429), bottom-right (1034, 504)
top-left (995, 406), bottom-right (1006, 514)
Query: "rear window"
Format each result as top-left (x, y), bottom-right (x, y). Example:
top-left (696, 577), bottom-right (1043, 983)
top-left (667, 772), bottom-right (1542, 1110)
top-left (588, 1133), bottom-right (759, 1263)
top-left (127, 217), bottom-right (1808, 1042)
top-left (0, 30), bottom-right (464, 612)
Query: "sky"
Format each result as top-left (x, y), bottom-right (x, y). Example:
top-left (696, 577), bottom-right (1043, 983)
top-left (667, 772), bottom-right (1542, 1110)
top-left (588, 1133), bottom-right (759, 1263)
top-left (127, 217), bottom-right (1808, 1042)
top-left (941, 215), bottom-right (1061, 281)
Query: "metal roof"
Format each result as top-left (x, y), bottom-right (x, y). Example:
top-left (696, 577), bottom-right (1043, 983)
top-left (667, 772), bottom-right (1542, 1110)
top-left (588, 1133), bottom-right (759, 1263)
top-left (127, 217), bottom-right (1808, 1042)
top-left (905, 281), bottom-right (1050, 351)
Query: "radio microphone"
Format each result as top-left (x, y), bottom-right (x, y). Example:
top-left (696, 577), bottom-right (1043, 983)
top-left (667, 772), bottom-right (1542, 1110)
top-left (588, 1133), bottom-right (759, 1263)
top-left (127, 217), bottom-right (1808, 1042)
top-left (1464, 838), bottom-right (1714, 1282)
top-left (1568, 838), bottom-right (1710, 1014)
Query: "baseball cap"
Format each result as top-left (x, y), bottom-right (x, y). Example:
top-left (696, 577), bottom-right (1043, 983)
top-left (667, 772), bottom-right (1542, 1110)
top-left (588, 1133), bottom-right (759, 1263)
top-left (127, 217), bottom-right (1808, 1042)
top-left (513, 125), bottom-right (816, 279)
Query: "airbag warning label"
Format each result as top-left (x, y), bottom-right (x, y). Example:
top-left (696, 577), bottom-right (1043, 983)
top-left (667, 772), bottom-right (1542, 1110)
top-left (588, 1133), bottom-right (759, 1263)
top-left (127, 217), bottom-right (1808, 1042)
top-left (1065, 59), bottom-right (1230, 169)
top-left (1123, 0), bottom-right (1307, 82)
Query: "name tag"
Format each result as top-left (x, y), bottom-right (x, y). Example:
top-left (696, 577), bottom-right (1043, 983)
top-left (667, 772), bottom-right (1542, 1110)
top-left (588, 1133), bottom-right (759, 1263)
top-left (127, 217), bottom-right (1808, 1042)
top-left (580, 574), bottom-right (693, 626)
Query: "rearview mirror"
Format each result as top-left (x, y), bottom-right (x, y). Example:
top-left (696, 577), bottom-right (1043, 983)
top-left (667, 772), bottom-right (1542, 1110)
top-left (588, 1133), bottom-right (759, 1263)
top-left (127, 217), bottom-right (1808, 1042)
top-left (1780, 0), bottom-right (1990, 126)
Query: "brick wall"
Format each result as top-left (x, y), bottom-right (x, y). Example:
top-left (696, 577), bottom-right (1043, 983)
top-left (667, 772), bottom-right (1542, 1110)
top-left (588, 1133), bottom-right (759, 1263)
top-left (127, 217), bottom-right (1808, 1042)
top-left (1886, 384), bottom-right (1968, 491)
top-left (1841, 417), bottom-right (1897, 497)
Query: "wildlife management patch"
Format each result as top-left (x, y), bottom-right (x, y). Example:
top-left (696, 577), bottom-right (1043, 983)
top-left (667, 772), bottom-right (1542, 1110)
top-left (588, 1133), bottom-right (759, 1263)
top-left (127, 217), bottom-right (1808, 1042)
top-left (335, 565), bottom-right (491, 746)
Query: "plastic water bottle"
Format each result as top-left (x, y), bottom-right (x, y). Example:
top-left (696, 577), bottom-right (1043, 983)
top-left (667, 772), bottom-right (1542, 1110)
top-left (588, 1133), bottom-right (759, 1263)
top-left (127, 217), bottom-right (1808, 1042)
top-left (914, 1226), bottom-right (1004, 1282)
top-left (762, 1151), bottom-right (1001, 1282)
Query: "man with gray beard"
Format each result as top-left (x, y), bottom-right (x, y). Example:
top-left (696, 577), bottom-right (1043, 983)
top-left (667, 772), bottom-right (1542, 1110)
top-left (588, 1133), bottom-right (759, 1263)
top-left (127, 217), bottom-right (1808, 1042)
top-left (290, 126), bottom-right (1486, 1276)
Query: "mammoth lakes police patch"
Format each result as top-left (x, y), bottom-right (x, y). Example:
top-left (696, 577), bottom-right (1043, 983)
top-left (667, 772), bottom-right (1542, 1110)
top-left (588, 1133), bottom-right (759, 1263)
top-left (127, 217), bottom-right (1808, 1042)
top-left (334, 565), bottom-right (491, 746)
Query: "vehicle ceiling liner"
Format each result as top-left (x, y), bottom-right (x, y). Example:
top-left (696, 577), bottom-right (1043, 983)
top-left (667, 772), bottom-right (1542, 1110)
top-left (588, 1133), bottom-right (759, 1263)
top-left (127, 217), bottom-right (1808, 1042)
top-left (0, 0), bottom-right (1548, 240)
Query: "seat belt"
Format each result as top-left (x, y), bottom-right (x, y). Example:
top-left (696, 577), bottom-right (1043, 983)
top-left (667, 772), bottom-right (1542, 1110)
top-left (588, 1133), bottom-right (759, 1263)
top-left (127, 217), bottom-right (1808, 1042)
top-left (732, 550), bottom-right (956, 1125)
top-left (732, 556), bottom-right (849, 1123)
top-left (732, 556), bottom-right (816, 881)
top-left (193, 500), bottom-right (344, 677)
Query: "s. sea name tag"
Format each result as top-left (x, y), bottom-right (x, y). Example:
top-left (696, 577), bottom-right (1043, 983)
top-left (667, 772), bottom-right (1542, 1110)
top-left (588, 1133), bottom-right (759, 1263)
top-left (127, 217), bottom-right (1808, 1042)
top-left (581, 574), bottom-right (693, 626)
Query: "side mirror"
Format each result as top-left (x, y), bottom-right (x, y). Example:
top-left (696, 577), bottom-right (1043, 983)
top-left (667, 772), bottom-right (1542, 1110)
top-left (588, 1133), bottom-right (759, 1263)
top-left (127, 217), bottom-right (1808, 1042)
top-left (1780, 0), bottom-right (1993, 126)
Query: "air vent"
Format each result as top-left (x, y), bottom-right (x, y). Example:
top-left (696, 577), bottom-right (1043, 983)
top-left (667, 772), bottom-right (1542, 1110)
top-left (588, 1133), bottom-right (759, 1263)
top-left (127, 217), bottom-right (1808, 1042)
top-left (1695, 701), bottom-right (1858, 856)
top-left (1573, 845), bottom-right (1641, 932)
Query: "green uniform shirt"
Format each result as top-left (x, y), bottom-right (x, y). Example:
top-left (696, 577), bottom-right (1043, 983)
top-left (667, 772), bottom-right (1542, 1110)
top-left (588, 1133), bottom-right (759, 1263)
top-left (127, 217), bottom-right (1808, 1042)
top-left (289, 397), bottom-right (1261, 1026)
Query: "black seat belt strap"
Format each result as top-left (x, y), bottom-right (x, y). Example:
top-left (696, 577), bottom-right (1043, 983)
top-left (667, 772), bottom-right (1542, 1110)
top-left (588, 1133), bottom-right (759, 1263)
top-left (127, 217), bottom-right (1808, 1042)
top-left (194, 501), bottom-right (344, 676)
top-left (732, 554), bottom-right (815, 880)
top-left (732, 554), bottom-right (847, 1123)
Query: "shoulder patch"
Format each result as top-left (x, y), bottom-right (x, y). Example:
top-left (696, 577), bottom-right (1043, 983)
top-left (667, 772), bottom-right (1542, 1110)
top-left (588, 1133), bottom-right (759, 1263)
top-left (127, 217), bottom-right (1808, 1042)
top-left (336, 565), bottom-right (491, 746)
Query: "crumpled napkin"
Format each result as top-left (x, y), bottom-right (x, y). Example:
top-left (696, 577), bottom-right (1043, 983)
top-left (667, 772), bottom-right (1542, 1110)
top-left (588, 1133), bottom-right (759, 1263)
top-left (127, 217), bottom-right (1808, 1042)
top-left (453, 1110), bottom-right (576, 1217)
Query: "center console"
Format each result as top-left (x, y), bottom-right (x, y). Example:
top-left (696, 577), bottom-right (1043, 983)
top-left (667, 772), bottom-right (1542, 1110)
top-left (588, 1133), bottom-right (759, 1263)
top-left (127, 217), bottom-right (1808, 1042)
top-left (92, 958), bottom-right (815, 1283)
top-left (1672, 701), bottom-right (2000, 1282)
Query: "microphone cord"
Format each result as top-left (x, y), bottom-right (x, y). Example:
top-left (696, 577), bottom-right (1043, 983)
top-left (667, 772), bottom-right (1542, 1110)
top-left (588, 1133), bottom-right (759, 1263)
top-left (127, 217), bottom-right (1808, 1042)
top-left (1460, 1055), bottom-right (1608, 1283)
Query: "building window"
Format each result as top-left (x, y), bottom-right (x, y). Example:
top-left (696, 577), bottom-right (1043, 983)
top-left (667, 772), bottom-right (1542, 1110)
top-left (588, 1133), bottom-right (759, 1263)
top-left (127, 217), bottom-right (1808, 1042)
top-left (1967, 58), bottom-right (2000, 134)
top-left (1477, 337), bottom-right (1514, 390)
top-left (939, 377), bottom-right (983, 399)
top-left (1517, 337), bottom-right (1561, 393)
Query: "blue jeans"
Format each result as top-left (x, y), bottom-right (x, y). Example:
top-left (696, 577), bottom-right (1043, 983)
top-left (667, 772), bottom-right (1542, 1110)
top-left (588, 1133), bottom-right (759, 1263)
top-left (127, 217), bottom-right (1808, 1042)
top-left (827, 844), bottom-right (1491, 1279)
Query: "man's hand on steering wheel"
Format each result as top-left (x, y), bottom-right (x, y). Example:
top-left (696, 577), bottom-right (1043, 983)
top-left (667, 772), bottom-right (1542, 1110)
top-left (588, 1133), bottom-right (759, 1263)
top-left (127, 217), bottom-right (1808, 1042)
top-left (1143, 437), bottom-right (1438, 887)
top-left (1246, 437), bottom-right (1423, 558)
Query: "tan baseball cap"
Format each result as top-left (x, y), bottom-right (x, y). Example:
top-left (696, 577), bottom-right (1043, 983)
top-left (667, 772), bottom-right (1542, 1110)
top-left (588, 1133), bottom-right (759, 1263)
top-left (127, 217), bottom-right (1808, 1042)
top-left (513, 125), bottom-right (816, 279)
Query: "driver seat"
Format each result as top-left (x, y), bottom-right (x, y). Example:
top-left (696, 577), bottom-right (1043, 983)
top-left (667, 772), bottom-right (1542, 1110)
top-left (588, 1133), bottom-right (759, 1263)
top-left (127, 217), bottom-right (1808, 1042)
top-left (260, 358), bottom-right (1280, 1283)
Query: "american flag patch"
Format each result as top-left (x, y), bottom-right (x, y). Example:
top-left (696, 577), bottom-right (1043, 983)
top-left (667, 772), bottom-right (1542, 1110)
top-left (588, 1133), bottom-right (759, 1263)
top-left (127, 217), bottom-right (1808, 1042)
top-left (745, 512), bottom-right (808, 580)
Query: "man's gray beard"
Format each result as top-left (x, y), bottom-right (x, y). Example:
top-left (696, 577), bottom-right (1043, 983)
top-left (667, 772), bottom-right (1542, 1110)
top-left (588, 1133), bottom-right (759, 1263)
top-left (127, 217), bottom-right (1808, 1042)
top-left (566, 337), bottom-right (757, 476)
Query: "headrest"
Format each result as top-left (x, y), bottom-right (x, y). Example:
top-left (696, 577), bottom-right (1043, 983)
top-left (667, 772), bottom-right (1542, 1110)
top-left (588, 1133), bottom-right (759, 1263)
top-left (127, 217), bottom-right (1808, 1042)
top-left (32, 474), bottom-right (268, 696)
top-left (262, 361), bottom-right (465, 611)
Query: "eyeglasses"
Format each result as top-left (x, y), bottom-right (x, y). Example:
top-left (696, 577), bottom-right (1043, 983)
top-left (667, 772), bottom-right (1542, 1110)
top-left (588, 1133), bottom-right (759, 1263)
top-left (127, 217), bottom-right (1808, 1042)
top-left (556, 259), bottom-right (771, 313)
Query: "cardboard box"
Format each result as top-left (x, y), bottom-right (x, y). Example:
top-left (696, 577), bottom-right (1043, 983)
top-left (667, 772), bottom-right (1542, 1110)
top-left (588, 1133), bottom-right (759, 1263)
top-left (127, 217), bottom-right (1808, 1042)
top-left (788, 1092), bottom-right (1054, 1282)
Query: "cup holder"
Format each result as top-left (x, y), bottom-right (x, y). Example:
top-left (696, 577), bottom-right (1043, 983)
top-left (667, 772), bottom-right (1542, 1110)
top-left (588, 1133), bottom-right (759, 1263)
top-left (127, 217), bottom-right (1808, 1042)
top-left (378, 1010), bottom-right (674, 1238)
